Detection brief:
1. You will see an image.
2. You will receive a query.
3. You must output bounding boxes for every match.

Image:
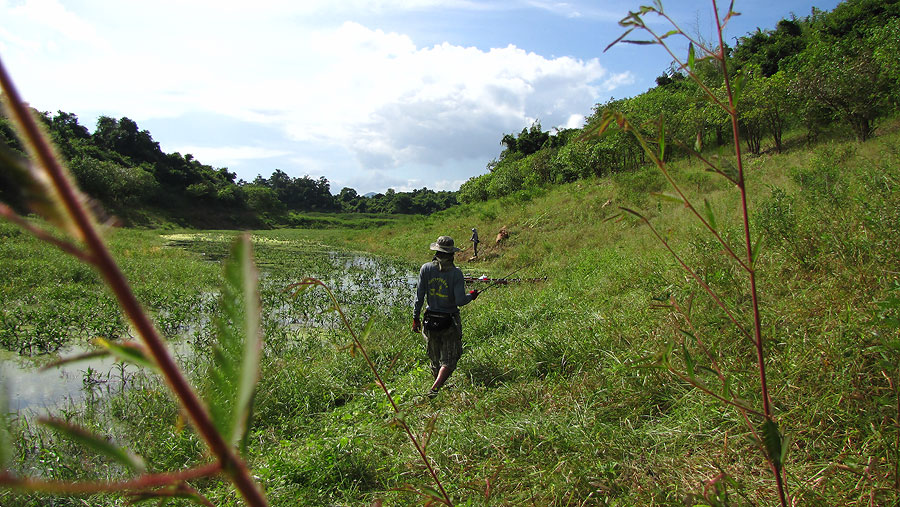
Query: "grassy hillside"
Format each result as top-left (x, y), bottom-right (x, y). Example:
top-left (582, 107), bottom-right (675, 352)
top-left (323, 121), bottom-right (900, 504)
top-left (1, 123), bottom-right (898, 505)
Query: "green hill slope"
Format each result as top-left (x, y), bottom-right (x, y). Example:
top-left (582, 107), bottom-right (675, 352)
top-left (1, 123), bottom-right (897, 506)
top-left (324, 122), bottom-right (900, 504)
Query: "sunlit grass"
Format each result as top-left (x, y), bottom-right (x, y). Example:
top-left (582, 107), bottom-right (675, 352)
top-left (3, 120), bottom-right (899, 504)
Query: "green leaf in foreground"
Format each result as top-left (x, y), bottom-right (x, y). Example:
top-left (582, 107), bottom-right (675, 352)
top-left (39, 417), bottom-right (145, 472)
top-left (760, 418), bottom-right (783, 472)
top-left (688, 42), bottom-right (696, 71)
top-left (658, 114), bottom-right (666, 160)
top-left (682, 343), bottom-right (696, 378)
top-left (95, 339), bottom-right (158, 372)
top-left (39, 350), bottom-right (109, 372)
top-left (731, 69), bottom-right (746, 108)
top-left (703, 199), bottom-right (718, 231)
top-left (205, 234), bottom-right (262, 450)
top-left (39, 338), bottom-right (159, 371)
top-left (751, 235), bottom-right (765, 265)
top-left (650, 192), bottom-right (686, 205)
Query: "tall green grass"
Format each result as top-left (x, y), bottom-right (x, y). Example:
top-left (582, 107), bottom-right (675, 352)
top-left (2, 124), bottom-right (898, 504)
top-left (3, 4), bottom-right (900, 504)
top-left (330, 120), bottom-right (900, 504)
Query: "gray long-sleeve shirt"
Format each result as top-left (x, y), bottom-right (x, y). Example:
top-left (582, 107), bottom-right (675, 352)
top-left (413, 260), bottom-right (473, 318)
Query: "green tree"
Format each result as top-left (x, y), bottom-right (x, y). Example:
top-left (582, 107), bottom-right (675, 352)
top-left (867, 18), bottom-right (900, 107)
top-left (457, 173), bottom-right (491, 203)
top-left (68, 156), bottom-right (159, 207)
top-left (499, 121), bottom-right (551, 158)
top-left (790, 36), bottom-right (890, 141)
top-left (737, 66), bottom-right (795, 154)
top-left (92, 116), bottom-right (162, 164)
top-left (732, 19), bottom-right (806, 77)
top-left (817, 0), bottom-right (900, 38)
top-left (243, 184), bottom-right (285, 216)
top-left (337, 187), bottom-right (361, 212)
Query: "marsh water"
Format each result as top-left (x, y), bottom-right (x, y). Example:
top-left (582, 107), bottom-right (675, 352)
top-left (0, 341), bottom-right (193, 412)
top-left (1, 233), bottom-right (416, 413)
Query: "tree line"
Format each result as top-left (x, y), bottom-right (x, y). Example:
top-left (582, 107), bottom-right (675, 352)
top-left (2, 0), bottom-right (895, 219)
top-left (0, 112), bottom-right (457, 226)
top-left (458, 0), bottom-right (900, 203)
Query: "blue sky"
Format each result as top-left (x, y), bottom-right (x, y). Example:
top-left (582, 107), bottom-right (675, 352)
top-left (0, 0), bottom-right (842, 194)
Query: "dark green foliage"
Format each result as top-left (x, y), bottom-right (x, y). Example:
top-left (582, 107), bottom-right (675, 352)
top-left (817, 0), bottom-right (900, 38)
top-left (732, 20), bottom-right (806, 77)
top-left (500, 121), bottom-right (550, 158)
top-left (360, 187), bottom-right (458, 215)
top-left (92, 116), bottom-right (162, 165)
top-left (252, 170), bottom-right (335, 212)
top-left (0, 111), bottom-right (456, 228)
top-left (458, 1), bottom-right (900, 204)
top-left (68, 156), bottom-right (159, 207)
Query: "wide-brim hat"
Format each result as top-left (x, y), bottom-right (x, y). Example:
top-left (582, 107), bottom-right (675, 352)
top-left (430, 235), bottom-right (461, 253)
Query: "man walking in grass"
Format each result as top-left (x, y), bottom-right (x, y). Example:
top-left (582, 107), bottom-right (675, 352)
top-left (413, 236), bottom-right (479, 398)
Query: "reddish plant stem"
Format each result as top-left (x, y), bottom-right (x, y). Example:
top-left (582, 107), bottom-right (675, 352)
top-left (624, 208), bottom-right (752, 344)
top-left (296, 279), bottom-right (452, 505)
top-left (0, 463), bottom-right (220, 495)
top-left (0, 203), bottom-right (95, 263)
top-left (0, 57), bottom-right (267, 506)
top-left (713, 3), bottom-right (787, 505)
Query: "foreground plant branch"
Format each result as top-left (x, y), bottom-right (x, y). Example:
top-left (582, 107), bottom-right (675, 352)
top-left (601, 2), bottom-right (789, 505)
top-left (288, 278), bottom-right (453, 506)
top-left (0, 464), bottom-right (219, 496)
top-left (0, 56), bottom-right (267, 505)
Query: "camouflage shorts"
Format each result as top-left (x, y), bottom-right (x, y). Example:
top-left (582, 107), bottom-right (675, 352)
top-left (423, 313), bottom-right (462, 375)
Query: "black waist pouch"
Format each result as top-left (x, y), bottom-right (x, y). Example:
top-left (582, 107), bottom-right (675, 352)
top-left (423, 311), bottom-right (456, 331)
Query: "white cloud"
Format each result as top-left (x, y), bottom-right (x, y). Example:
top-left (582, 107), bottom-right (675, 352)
top-left (525, 1), bottom-right (584, 18)
top-left (5, 0), bottom-right (106, 49)
top-left (564, 114), bottom-right (585, 129)
top-left (264, 24), bottom-right (627, 170)
top-left (170, 146), bottom-right (290, 167)
top-left (0, 1), bottom-right (635, 189)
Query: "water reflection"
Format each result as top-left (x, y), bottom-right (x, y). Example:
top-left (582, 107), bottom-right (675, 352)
top-left (2, 239), bottom-right (415, 413)
top-left (2, 344), bottom-right (128, 412)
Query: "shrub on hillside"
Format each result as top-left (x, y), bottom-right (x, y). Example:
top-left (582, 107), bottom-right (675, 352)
top-left (457, 172), bottom-right (491, 204)
top-left (69, 156), bottom-right (159, 207)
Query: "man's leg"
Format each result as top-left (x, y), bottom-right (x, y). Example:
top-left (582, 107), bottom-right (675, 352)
top-left (430, 365), bottom-right (453, 392)
top-left (428, 321), bottom-right (461, 396)
top-left (425, 330), bottom-right (440, 379)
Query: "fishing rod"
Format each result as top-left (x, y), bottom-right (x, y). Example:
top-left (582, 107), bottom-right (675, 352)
top-left (472, 262), bottom-right (536, 295)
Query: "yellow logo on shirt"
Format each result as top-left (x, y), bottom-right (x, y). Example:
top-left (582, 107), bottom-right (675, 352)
top-left (428, 278), bottom-right (449, 298)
